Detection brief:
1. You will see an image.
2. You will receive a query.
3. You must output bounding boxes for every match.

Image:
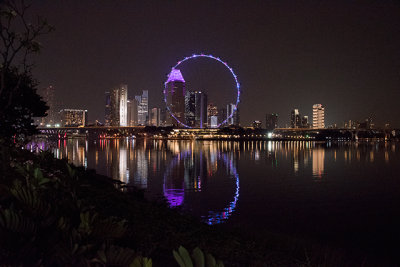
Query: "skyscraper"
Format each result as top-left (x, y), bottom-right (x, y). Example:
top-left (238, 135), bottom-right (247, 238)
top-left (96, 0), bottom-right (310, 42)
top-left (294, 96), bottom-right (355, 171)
top-left (150, 107), bottom-right (161, 126)
top-left (119, 85), bottom-right (128, 126)
top-left (165, 69), bottom-right (186, 126)
top-left (302, 115), bottom-right (309, 128)
top-left (127, 98), bottom-right (138, 126)
top-left (105, 91), bottom-right (111, 126)
top-left (136, 90), bottom-right (149, 125)
top-left (109, 84), bottom-right (128, 126)
top-left (227, 103), bottom-right (239, 126)
top-left (184, 91), bottom-right (196, 127)
top-left (207, 103), bottom-right (218, 126)
top-left (266, 113), bottom-right (278, 131)
top-left (312, 104), bottom-right (325, 129)
top-left (194, 91), bottom-right (207, 128)
top-left (290, 109), bottom-right (301, 128)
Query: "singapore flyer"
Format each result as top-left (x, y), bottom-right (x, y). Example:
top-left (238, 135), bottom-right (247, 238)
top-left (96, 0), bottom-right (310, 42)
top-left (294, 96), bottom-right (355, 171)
top-left (164, 54), bottom-right (241, 128)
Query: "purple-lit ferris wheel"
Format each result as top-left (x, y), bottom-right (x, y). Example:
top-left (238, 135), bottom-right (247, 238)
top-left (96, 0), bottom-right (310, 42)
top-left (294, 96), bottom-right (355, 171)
top-left (164, 54), bottom-right (241, 128)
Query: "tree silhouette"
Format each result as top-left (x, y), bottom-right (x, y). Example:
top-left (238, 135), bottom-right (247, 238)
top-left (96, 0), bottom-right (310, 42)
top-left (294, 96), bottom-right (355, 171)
top-left (0, 0), bottom-right (53, 142)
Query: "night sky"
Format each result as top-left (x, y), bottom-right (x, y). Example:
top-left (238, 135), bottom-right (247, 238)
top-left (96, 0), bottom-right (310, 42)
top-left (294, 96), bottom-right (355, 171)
top-left (30, 0), bottom-right (400, 127)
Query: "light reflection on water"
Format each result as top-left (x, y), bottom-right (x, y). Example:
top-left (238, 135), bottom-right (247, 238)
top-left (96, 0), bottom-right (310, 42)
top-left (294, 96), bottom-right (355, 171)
top-left (29, 139), bottom-right (400, 226)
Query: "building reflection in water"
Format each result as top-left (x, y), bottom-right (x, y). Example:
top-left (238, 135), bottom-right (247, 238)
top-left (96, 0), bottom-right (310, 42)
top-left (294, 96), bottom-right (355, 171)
top-left (42, 139), bottom-right (399, 225)
top-left (312, 148), bottom-right (325, 179)
top-left (51, 139), bottom-right (87, 168)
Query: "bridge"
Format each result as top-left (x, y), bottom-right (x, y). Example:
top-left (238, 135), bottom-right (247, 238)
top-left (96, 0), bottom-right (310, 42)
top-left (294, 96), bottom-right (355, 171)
top-left (38, 126), bottom-right (147, 139)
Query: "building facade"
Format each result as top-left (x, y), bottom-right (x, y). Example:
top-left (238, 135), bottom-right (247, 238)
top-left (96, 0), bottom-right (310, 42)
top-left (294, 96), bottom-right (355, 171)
top-left (150, 107), bottom-right (161, 126)
top-left (105, 91), bottom-right (111, 126)
top-left (127, 98), bottom-right (138, 126)
top-left (207, 103), bottom-right (218, 126)
top-left (302, 115), bottom-right (309, 128)
top-left (108, 84), bottom-right (128, 126)
top-left (184, 91), bottom-right (196, 127)
top-left (59, 109), bottom-right (87, 127)
top-left (136, 90), bottom-right (149, 125)
top-left (312, 104), bottom-right (325, 129)
top-left (290, 109), bottom-right (301, 128)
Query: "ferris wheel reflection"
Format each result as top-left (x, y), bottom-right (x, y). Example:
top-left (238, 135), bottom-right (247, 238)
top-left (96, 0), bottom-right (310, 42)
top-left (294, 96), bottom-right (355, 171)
top-left (163, 141), bottom-right (240, 225)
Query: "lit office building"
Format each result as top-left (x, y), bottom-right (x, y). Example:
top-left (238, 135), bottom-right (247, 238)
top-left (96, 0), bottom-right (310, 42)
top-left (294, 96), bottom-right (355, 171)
top-left (195, 91), bottom-right (207, 128)
top-left (160, 108), bottom-right (167, 126)
top-left (105, 91), bottom-right (111, 126)
top-left (302, 115), bottom-right (310, 128)
top-left (165, 69), bottom-right (186, 126)
top-left (210, 116), bottom-right (218, 128)
top-left (150, 107), bottom-right (161, 126)
top-left (207, 103), bottom-right (218, 126)
top-left (127, 98), bottom-right (138, 126)
top-left (137, 90), bottom-right (149, 125)
top-left (184, 91), bottom-right (196, 127)
top-left (266, 113), bottom-right (278, 131)
top-left (290, 109), bottom-right (301, 128)
top-left (109, 84), bottom-right (128, 126)
top-left (312, 104), bottom-right (325, 129)
top-left (59, 109), bottom-right (87, 127)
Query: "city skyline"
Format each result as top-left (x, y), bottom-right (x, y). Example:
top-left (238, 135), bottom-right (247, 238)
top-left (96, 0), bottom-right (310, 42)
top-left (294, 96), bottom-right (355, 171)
top-left (30, 1), bottom-right (400, 127)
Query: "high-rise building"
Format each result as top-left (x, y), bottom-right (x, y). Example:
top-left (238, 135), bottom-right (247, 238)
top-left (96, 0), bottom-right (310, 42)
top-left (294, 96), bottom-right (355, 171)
top-left (290, 109), bottom-right (301, 128)
top-left (160, 108), bottom-right (167, 126)
top-left (210, 116), bottom-right (218, 128)
top-left (38, 85), bottom-right (56, 126)
top-left (266, 113), bottom-right (278, 131)
top-left (136, 90), bottom-right (149, 125)
top-left (59, 109), bottom-right (87, 127)
top-left (127, 98), bottom-right (138, 126)
top-left (184, 91), bottom-right (196, 127)
top-left (150, 107), bottom-right (161, 126)
top-left (105, 91), bottom-right (111, 126)
top-left (218, 107), bottom-right (227, 126)
top-left (165, 69), bottom-right (186, 126)
top-left (109, 84), bottom-right (128, 126)
top-left (312, 104), bottom-right (325, 129)
top-left (119, 85), bottom-right (128, 126)
top-left (194, 91), bottom-right (207, 128)
top-left (207, 103), bottom-right (218, 126)
top-left (302, 115), bottom-right (309, 128)
top-left (227, 103), bottom-right (239, 126)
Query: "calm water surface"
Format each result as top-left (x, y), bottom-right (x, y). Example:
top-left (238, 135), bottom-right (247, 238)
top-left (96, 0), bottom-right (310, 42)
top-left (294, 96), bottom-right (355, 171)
top-left (33, 139), bottom-right (400, 256)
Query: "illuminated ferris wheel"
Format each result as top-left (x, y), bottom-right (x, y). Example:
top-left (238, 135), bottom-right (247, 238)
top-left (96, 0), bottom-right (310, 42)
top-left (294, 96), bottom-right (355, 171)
top-left (164, 54), bottom-right (241, 128)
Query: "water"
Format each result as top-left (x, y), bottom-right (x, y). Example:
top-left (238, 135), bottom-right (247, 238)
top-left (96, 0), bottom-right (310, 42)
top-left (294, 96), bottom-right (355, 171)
top-left (30, 139), bottom-right (400, 257)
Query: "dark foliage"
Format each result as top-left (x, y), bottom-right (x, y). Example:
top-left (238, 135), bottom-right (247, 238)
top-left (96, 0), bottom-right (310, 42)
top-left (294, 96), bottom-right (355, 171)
top-left (0, 68), bottom-right (48, 141)
top-left (0, 0), bottom-right (53, 142)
